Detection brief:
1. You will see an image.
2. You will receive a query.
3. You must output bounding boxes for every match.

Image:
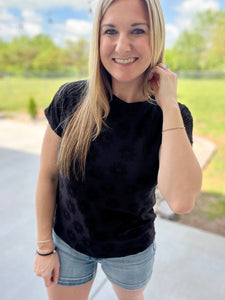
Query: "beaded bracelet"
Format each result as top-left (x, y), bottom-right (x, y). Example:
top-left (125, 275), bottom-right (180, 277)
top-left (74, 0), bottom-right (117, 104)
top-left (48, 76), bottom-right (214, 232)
top-left (36, 249), bottom-right (56, 256)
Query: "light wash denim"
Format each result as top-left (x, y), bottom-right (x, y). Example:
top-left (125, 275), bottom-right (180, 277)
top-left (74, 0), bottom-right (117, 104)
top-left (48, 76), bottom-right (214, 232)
top-left (53, 231), bottom-right (156, 290)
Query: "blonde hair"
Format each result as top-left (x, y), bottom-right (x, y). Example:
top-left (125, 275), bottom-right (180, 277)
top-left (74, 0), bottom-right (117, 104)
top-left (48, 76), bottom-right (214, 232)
top-left (58, 0), bottom-right (165, 180)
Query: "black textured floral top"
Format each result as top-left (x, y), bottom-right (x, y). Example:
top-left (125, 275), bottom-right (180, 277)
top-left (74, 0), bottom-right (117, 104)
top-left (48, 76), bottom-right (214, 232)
top-left (45, 80), bottom-right (193, 258)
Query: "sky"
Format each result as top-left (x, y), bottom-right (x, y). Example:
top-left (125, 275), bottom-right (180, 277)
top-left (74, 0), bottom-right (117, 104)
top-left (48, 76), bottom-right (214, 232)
top-left (0, 0), bottom-right (224, 48)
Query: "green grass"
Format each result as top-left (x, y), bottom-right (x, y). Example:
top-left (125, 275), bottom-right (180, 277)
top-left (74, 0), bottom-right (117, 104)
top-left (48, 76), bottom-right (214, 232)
top-left (177, 79), bottom-right (225, 218)
top-left (0, 76), bottom-right (225, 216)
top-left (0, 76), bottom-right (80, 112)
top-left (208, 197), bottom-right (225, 220)
top-left (178, 79), bottom-right (225, 189)
top-left (178, 79), bottom-right (225, 138)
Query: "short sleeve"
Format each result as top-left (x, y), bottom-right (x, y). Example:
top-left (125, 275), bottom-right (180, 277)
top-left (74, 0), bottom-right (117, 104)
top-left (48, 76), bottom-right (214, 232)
top-left (179, 103), bottom-right (193, 145)
top-left (44, 83), bottom-right (68, 137)
top-left (44, 80), bottom-right (87, 137)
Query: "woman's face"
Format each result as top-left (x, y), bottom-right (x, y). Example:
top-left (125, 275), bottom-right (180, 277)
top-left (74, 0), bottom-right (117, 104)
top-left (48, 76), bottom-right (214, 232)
top-left (100, 0), bottom-right (152, 87)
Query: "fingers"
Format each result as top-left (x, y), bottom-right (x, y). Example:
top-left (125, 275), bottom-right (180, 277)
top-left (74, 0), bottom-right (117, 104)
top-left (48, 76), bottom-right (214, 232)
top-left (149, 63), bottom-right (168, 91)
top-left (44, 266), bottom-right (60, 287)
top-left (44, 273), bottom-right (53, 287)
top-left (35, 268), bottom-right (55, 287)
top-left (149, 63), bottom-right (177, 83)
top-left (150, 77), bottom-right (159, 92)
top-left (158, 63), bottom-right (170, 71)
top-left (52, 266), bottom-right (60, 284)
top-left (150, 63), bottom-right (171, 76)
top-left (148, 62), bottom-right (178, 108)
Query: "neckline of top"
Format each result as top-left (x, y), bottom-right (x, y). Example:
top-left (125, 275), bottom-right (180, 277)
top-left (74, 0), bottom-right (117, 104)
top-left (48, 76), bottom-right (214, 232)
top-left (112, 94), bottom-right (149, 105)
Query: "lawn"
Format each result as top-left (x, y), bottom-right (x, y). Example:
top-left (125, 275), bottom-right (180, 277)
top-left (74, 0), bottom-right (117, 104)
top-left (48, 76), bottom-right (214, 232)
top-left (178, 79), bottom-right (225, 192)
top-left (178, 79), bottom-right (225, 220)
top-left (0, 76), bottom-right (79, 112)
top-left (0, 76), bottom-right (225, 217)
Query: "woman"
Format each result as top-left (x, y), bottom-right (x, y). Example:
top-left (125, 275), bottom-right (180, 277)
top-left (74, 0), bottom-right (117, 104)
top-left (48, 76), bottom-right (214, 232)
top-left (33, 0), bottom-right (202, 299)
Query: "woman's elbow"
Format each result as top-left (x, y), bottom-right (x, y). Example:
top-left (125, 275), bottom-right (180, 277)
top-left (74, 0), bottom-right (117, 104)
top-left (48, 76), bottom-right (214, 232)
top-left (171, 200), bottom-right (195, 215)
top-left (167, 193), bottom-right (197, 215)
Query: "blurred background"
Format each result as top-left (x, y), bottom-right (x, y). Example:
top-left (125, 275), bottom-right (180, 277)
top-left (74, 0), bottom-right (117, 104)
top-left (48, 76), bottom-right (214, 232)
top-left (0, 0), bottom-right (225, 235)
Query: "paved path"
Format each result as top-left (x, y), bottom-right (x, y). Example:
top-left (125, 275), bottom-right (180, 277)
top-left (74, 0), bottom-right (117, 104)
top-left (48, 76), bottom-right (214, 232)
top-left (0, 119), bottom-right (224, 300)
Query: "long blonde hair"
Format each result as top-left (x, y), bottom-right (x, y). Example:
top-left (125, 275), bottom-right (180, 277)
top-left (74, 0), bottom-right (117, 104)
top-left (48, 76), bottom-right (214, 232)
top-left (58, 0), bottom-right (165, 180)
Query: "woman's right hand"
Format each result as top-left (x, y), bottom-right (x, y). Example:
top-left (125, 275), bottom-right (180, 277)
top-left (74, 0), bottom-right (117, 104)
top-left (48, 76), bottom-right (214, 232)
top-left (33, 251), bottom-right (60, 287)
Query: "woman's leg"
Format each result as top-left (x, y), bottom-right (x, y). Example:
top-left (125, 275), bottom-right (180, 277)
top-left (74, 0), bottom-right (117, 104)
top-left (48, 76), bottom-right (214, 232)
top-left (101, 243), bottom-right (156, 300)
top-left (112, 283), bottom-right (146, 300)
top-left (47, 278), bottom-right (95, 300)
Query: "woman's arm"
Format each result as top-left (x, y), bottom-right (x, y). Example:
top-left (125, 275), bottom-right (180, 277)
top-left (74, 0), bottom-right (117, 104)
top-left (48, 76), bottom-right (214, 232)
top-left (33, 124), bottom-right (61, 286)
top-left (150, 64), bottom-right (202, 214)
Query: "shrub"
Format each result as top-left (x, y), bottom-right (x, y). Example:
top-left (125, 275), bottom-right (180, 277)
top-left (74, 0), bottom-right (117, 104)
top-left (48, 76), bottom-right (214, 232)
top-left (27, 97), bottom-right (37, 119)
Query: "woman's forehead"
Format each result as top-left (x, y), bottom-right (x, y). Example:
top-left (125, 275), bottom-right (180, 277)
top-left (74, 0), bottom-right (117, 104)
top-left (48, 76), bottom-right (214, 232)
top-left (101, 0), bottom-right (149, 25)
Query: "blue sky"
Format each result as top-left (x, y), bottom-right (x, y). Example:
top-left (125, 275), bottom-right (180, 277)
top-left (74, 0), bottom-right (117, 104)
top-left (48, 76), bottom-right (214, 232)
top-left (0, 0), bottom-right (224, 47)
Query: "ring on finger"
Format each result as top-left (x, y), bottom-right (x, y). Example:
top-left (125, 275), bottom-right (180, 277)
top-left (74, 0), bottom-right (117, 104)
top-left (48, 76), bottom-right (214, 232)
top-left (162, 64), bottom-right (169, 70)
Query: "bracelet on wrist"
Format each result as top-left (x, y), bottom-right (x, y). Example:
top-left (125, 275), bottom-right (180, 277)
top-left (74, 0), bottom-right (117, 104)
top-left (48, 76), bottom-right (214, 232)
top-left (37, 248), bottom-right (55, 253)
top-left (37, 239), bottom-right (53, 244)
top-left (36, 249), bottom-right (56, 256)
top-left (162, 126), bottom-right (185, 133)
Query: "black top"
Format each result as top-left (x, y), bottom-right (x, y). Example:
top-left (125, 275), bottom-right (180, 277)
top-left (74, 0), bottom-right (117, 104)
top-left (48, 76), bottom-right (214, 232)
top-left (45, 80), bottom-right (193, 258)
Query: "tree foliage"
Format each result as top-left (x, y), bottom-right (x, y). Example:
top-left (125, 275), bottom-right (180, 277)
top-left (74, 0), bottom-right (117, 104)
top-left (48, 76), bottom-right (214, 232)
top-left (165, 9), bottom-right (225, 71)
top-left (0, 34), bottom-right (89, 74)
top-left (64, 39), bottom-right (89, 75)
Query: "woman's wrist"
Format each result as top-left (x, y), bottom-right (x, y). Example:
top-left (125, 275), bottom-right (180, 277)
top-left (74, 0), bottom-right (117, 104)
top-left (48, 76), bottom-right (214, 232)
top-left (37, 247), bottom-right (55, 253)
top-left (161, 101), bottom-right (179, 114)
top-left (36, 249), bottom-right (56, 256)
top-left (161, 103), bottom-right (184, 128)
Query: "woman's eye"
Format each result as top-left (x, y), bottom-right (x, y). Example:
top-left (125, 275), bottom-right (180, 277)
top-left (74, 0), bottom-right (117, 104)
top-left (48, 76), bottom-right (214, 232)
top-left (104, 29), bottom-right (117, 35)
top-left (133, 29), bottom-right (145, 34)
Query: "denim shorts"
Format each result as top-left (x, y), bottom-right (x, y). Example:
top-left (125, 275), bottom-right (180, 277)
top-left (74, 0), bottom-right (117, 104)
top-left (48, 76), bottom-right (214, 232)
top-left (53, 231), bottom-right (156, 290)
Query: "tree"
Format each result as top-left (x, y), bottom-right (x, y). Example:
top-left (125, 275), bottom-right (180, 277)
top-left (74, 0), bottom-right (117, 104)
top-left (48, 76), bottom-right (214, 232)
top-left (207, 12), bottom-right (225, 68)
top-left (0, 34), bottom-right (57, 72)
top-left (32, 47), bottom-right (63, 71)
top-left (172, 31), bottom-right (205, 70)
top-left (64, 39), bottom-right (89, 75)
top-left (0, 36), bottom-right (38, 71)
top-left (192, 9), bottom-right (225, 69)
top-left (168, 9), bottom-right (225, 70)
top-left (31, 34), bottom-right (55, 51)
top-left (0, 35), bottom-right (90, 74)
top-left (0, 40), bottom-right (8, 71)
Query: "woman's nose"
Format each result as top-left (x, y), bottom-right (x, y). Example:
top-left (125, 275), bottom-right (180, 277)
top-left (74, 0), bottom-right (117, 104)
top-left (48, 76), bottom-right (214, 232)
top-left (115, 34), bottom-right (131, 54)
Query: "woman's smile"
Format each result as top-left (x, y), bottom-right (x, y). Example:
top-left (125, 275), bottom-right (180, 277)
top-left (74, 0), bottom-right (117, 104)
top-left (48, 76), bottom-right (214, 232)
top-left (113, 58), bottom-right (138, 65)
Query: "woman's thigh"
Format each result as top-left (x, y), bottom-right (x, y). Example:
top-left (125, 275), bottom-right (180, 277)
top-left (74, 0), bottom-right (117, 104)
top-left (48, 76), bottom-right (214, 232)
top-left (112, 283), bottom-right (145, 300)
top-left (47, 278), bottom-right (95, 300)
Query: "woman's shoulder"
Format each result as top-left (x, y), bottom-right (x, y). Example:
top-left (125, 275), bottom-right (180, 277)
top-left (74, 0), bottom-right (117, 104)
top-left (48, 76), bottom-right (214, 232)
top-left (55, 79), bottom-right (88, 103)
top-left (44, 79), bottom-right (88, 137)
top-left (47, 79), bottom-right (88, 114)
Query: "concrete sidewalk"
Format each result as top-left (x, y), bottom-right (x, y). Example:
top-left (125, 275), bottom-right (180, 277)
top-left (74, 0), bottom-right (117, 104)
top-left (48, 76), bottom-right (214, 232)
top-left (0, 119), bottom-right (224, 300)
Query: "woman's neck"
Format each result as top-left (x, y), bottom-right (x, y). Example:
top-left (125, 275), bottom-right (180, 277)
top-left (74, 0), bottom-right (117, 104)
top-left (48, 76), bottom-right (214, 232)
top-left (112, 78), bottom-right (148, 104)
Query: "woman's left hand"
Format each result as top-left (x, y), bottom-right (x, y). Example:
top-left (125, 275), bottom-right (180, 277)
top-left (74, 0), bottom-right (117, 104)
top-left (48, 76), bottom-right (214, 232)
top-left (149, 63), bottom-right (178, 111)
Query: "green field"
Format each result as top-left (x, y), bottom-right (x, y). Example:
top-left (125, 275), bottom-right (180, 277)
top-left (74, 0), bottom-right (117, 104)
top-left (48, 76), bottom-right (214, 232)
top-left (177, 79), bottom-right (225, 219)
top-left (0, 77), bottom-right (79, 111)
top-left (177, 80), bottom-right (225, 188)
top-left (0, 76), bottom-right (225, 217)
